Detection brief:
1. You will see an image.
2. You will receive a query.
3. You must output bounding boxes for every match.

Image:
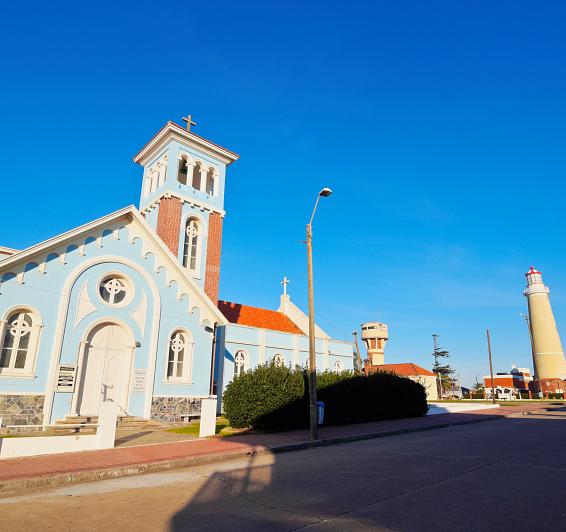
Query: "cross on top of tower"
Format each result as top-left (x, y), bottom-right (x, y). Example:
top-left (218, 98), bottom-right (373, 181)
top-left (281, 276), bottom-right (290, 296)
top-left (182, 114), bottom-right (197, 132)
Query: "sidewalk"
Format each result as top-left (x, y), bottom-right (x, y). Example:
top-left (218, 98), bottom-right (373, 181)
top-left (0, 403), bottom-right (547, 493)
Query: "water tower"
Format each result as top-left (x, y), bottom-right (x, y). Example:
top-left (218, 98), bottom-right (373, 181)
top-left (361, 322), bottom-right (389, 365)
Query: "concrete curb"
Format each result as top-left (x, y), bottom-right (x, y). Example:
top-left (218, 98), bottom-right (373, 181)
top-left (0, 412), bottom-right (511, 495)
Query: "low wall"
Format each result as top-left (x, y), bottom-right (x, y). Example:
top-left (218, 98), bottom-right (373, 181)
top-left (0, 400), bottom-right (119, 459)
top-left (0, 434), bottom-right (99, 459)
top-left (0, 394), bottom-right (45, 426)
top-left (427, 402), bottom-right (500, 415)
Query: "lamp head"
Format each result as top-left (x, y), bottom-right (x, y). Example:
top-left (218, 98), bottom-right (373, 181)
top-left (319, 187), bottom-right (333, 197)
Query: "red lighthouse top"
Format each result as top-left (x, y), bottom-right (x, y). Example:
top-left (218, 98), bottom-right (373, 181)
top-left (525, 266), bottom-right (543, 285)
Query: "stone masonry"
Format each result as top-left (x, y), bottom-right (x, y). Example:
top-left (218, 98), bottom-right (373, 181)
top-left (151, 396), bottom-right (202, 423)
top-left (0, 394), bottom-right (45, 426)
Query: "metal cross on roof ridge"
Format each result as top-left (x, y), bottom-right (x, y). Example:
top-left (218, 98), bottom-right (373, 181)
top-left (182, 114), bottom-right (197, 132)
top-left (281, 275), bottom-right (290, 296)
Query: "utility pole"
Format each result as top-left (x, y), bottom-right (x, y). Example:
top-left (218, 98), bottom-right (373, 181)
top-left (486, 329), bottom-right (496, 405)
top-left (352, 330), bottom-right (363, 375)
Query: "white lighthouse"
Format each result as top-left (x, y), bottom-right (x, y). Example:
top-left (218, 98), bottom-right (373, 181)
top-left (524, 266), bottom-right (566, 382)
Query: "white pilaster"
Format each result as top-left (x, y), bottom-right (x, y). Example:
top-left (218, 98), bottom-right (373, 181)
top-left (322, 338), bottom-right (329, 370)
top-left (199, 167), bottom-right (208, 192)
top-left (70, 341), bottom-right (89, 416)
top-left (292, 334), bottom-right (299, 366)
top-left (258, 329), bottom-right (266, 364)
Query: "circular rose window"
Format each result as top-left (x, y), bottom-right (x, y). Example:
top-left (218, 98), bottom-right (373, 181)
top-left (99, 275), bottom-right (130, 306)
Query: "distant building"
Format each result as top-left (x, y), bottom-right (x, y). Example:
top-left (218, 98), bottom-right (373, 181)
top-left (367, 362), bottom-right (438, 400)
top-left (484, 365), bottom-right (565, 399)
top-left (484, 366), bottom-right (533, 399)
top-left (361, 321), bottom-right (438, 400)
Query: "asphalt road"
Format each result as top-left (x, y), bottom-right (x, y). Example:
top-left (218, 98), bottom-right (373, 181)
top-left (1, 410), bottom-right (565, 531)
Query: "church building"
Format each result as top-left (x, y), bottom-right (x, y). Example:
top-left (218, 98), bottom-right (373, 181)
top-left (0, 118), bottom-right (354, 429)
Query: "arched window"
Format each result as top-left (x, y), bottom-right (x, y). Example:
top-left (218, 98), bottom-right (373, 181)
top-left (234, 350), bottom-right (246, 378)
top-left (192, 163), bottom-right (202, 190)
top-left (177, 157), bottom-right (189, 185)
top-left (273, 354), bottom-right (285, 367)
top-left (206, 169), bottom-right (215, 196)
top-left (0, 309), bottom-right (41, 376)
top-left (167, 330), bottom-right (193, 381)
top-left (182, 218), bottom-right (200, 272)
top-left (333, 360), bottom-right (343, 373)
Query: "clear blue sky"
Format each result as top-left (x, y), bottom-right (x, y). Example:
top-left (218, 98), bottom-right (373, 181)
top-left (1, 1), bottom-right (565, 386)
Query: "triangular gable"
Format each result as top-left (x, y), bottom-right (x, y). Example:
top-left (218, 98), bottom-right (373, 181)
top-left (0, 205), bottom-right (228, 325)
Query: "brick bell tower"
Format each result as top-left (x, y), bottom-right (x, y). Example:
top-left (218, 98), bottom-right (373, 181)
top-left (133, 116), bottom-right (239, 304)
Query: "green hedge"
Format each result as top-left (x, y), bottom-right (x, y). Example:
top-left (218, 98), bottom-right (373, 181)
top-left (223, 364), bottom-right (428, 430)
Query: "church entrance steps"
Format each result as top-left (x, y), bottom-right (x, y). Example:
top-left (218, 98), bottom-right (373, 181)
top-left (116, 416), bottom-right (161, 429)
top-left (50, 416), bottom-right (99, 435)
top-left (55, 415), bottom-right (98, 425)
top-left (51, 415), bottom-right (159, 434)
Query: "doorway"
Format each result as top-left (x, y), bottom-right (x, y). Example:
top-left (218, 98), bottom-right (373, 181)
top-left (76, 322), bottom-right (134, 416)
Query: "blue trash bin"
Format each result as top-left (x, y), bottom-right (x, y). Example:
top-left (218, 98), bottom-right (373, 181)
top-left (317, 401), bottom-right (325, 425)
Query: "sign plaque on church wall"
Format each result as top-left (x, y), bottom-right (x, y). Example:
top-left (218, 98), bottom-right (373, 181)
top-left (132, 369), bottom-right (147, 392)
top-left (56, 364), bottom-right (77, 392)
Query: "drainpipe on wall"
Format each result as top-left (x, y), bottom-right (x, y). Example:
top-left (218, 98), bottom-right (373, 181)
top-left (208, 322), bottom-right (218, 396)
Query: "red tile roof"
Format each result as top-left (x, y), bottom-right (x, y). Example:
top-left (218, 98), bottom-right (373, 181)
top-left (218, 300), bottom-right (304, 335)
top-left (373, 363), bottom-right (436, 377)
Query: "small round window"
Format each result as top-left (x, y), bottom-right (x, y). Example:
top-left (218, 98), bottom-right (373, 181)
top-left (99, 275), bottom-right (129, 306)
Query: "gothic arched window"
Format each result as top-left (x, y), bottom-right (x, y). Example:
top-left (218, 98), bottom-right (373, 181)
top-left (182, 218), bottom-right (200, 272)
top-left (273, 354), bottom-right (285, 367)
top-left (177, 157), bottom-right (189, 185)
top-left (0, 309), bottom-right (41, 376)
top-left (206, 169), bottom-right (215, 196)
top-left (167, 330), bottom-right (193, 381)
top-left (333, 360), bottom-right (343, 373)
top-left (234, 350), bottom-right (246, 378)
top-left (192, 163), bottom-right (202, 190)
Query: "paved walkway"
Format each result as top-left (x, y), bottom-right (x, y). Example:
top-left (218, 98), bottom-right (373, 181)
top-left (0, 403), bottom-right (547, 492)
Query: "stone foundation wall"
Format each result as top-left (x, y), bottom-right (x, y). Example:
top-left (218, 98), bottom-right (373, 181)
top-left (0, 394), bottom-right (45, 426)
top-left (151, 396), bottom-right (202, 423)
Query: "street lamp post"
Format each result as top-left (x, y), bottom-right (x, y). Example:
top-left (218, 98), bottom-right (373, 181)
top-left (306, 187), bottom-right (332, 441)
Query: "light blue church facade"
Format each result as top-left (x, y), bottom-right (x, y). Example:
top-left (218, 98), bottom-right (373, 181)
top-left (0, 120), bottom-right (354, 429)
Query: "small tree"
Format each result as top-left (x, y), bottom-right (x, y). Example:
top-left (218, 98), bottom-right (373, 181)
top-left (432, 334), bottom-right (454, 397)
top-left (472, 382), bottom-right (485, 399)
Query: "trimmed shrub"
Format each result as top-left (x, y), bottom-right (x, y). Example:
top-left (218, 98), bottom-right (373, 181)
top-left (223, 364), bottom-right (428, 430)
top-left (223, 364), bottom-right (305, 429)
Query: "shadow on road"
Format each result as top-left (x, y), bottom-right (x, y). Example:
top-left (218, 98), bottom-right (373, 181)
top-left (169, 407), bottom-right (566, 532)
